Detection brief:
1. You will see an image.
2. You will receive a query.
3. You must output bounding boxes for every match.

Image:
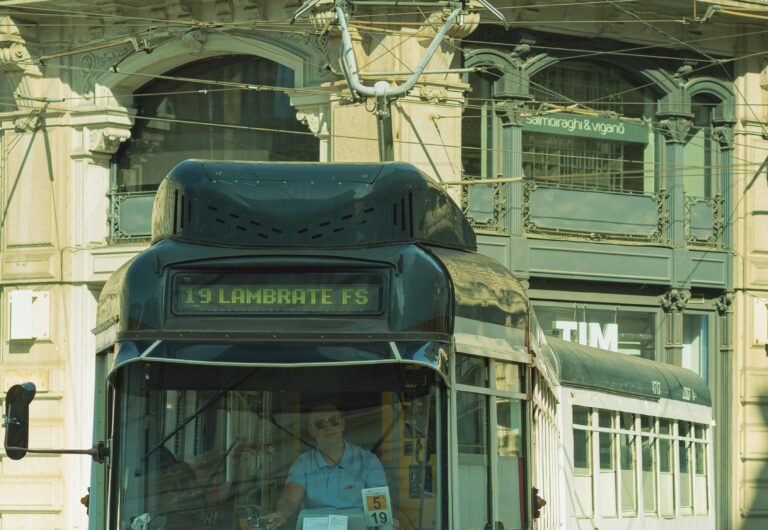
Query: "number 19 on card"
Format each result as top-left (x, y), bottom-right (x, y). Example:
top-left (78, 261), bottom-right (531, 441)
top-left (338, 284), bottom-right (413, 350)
top-left (361, 487), bottom-right (393, 528)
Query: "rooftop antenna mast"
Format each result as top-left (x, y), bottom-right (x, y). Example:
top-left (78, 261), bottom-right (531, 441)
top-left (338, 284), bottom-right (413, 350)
top-left (291, 0), bottom-right (507, 162)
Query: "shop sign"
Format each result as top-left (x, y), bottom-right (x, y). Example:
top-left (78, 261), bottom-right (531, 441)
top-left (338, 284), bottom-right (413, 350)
top-left (554, 320), bottom-right (619, 351)
top-left (522, 112), bottom-right (649, 143)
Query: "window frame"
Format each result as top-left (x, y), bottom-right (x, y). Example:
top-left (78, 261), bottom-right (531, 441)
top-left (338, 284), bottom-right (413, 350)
top-left (531, 301), bottom-right (663, 361)
top-left (570, 405), bottom-right (710, 520)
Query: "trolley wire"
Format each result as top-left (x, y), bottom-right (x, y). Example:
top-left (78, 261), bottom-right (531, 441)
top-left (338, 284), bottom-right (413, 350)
top-left (2, 96), bottom-right (759, 189)
top-left (0, 4), bottom-right (764, 178)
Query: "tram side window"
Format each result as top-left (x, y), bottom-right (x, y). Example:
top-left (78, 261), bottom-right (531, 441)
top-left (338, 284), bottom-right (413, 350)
top-left (619, 413), bottom-right (637, 514)
top-left (678, 422), bottom-right (693, 514)
top-left (571, 406), bottom-right (593, 518)
top-left (455, 354), bottom-right (527, 530)
top-left (596, 410), bottom-right (617, 517)
top-left (456, 355), bottom-right (488, 387)
top-left (658, 419), bottom-right (675, 517)
top-left (457, 391), bottom-right (490, 530)
top-left (693, 424), bottom-right (709, 515)
top-left (640, 416), bottom-right (657, 514)
top-left (571, 408), bottom-right (711, 520)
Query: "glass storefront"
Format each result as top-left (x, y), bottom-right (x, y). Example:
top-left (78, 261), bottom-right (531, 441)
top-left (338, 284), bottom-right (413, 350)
top-left (533, 301), bottom-right (712, 380)
top-left (533, 304), bottom-right (657, 360)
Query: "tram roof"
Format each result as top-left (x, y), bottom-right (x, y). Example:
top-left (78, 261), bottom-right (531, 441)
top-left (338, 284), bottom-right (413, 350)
top-left (151, 160), bottom-right (476, 251)
top-left (546, 336), bottom-right (711, 407)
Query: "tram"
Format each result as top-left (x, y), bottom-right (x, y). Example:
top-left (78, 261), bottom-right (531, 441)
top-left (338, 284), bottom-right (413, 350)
top-left (2, 161), bottom-right (714, 530)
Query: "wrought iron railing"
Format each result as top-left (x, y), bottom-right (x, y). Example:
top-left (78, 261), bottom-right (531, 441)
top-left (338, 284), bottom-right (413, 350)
top-left (108, 190), bottom-right (156, 243)
top-left (684, 194), bottom-right (724, 248)
top-left (522, 181), bottom-right (668, 244)
top-left (460, 176), bottom-right (507, 234)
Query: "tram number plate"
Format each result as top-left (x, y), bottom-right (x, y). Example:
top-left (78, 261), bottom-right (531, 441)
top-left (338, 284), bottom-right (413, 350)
top-left (361, 487), bottom-right (393, 528)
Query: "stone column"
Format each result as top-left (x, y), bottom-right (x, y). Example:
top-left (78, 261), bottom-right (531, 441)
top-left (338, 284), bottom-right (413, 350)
top-left (497, 101), bottom-right (526, 235)
top-left (714, 291), bottom-right (734, 530)
top-left (713, 122), bottom-right (735, 263)
top-left (659, 117), bottom-right (693, 248)
top-left (660, 287), bottom-right (690, 365)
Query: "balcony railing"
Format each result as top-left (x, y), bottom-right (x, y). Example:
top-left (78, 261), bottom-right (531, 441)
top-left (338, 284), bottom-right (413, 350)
top-left (522, 182), bottom-right (668, 244)
top-left (684, 194), bottom-right (724, 249)
top-left (108, 190), bottom-right (155, 243)
top-left (460, 176), bottom-right (507, 234)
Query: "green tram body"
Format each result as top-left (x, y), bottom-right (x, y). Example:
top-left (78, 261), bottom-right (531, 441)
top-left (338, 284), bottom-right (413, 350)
top-left (78, 161), bottom-right (713, 530)
top-left (89, 161), bottom-right (533, 530)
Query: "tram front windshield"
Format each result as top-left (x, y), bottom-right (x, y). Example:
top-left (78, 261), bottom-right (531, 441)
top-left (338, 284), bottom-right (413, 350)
top-left (112, 362), bottom-right (444, 530)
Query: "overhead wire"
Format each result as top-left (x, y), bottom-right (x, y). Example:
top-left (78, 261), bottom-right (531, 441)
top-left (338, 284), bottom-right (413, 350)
top-left (0, 95), bottom-right (754, 188)
top-left (0, 3), bottom-right (764, 177)
top-left (3, 1), bottom-right (767, 69)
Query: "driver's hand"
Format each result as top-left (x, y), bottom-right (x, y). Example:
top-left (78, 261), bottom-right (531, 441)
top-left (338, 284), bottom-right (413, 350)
top-left (265, 512), bottom-right (288, 528)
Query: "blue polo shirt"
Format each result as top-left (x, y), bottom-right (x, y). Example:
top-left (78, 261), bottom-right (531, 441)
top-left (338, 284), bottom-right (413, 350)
top-left (286, 442), bottom-right (387, 509)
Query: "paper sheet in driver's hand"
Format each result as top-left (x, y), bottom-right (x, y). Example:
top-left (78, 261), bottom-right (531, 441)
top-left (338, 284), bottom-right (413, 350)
top-left (303, 515), bottom-right (348, 530)
top-left (329, 515), bottom-right (349, 530)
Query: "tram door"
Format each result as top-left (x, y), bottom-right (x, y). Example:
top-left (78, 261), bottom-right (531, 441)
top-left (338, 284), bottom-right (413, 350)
top-left (453, 353), bottom-right (527, 530)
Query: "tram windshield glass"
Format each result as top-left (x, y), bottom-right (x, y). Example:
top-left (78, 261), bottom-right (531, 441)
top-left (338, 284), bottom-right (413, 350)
top-left (112, 361), bottom-right (444, 530)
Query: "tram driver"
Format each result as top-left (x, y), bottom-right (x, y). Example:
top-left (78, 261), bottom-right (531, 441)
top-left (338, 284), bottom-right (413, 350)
top-left (266, 403), bottom-right (389, 528)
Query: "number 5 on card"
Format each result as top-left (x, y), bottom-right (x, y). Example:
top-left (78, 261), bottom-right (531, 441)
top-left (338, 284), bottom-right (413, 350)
top-left (361, 486), bottom-right (393, 528)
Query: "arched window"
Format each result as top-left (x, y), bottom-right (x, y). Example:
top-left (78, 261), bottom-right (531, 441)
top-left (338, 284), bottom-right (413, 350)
top-left (684, 94), bottom-right (720, 198)
top-left (461, 72), bottom-right (497, 180)
top-left (523, 61), bottom-right (656, 193)
top-left (115, 55), bottom-right (319, 192)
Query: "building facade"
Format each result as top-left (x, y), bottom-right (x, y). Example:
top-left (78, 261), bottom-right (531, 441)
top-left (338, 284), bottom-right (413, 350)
top-left (0, 1), bottom-right (765, 529)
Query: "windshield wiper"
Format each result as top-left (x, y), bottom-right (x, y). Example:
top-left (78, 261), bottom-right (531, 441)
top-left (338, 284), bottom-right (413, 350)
top-left (142, 368), bottom-right (258, 463)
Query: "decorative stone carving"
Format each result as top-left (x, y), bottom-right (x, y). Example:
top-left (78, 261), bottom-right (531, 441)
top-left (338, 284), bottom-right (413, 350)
top-left (674, 63), bottom-right (694, 86)
top-left (181, 29), bottom-right (209, 54)
top-left (0, 16), bottom-right (28, 72)
top-left (89, 127), bottom-right (132, 155)
top-left (712, 124), bottom-right (734, 150)
top-left (661, 288), bottom-right (691, 312)
top-left (446, 6), bottom-right (480, 38)
top-left (658, 118), bottom-right (693, 144)
top-left (296, 108), bottom-right (329, 138)
top-left (419, 86), bottom-right (447, 104)
top-left (495, 100), bottom-right (527, 127)
top-left (716, 291), bottom-right (734, 315)
top-left (0, 15), bottom-right (41, 104)
top-left (80, 45), bottom-right (133, 95)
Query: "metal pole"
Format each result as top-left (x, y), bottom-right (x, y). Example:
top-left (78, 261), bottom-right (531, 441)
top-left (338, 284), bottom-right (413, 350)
top-left (376, 97), bottom-right (394, 162)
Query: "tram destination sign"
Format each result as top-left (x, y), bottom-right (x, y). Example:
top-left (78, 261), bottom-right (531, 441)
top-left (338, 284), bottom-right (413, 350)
top-left (172, 271), bottom-right (385, 316)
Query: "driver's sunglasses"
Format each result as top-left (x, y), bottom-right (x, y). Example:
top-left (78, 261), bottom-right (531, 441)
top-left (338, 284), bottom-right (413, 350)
top-left (311, 414), bottom-right (343, 430)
